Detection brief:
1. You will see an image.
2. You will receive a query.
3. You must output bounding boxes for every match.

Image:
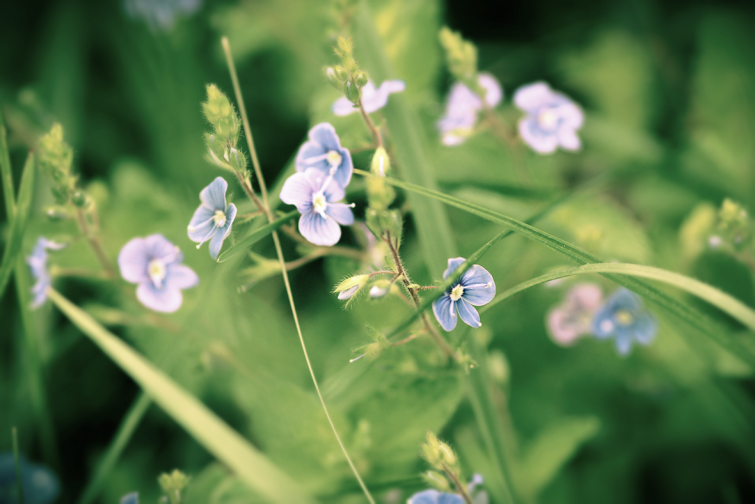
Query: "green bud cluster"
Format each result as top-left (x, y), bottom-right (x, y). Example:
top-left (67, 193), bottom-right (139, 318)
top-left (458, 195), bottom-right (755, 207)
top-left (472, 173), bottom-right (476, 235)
top-left (327, 36), bottom-right (370, 106)
top-left (439, 27), bottom-right (483, 94)
top-left (366, 147), bottom-right (395, 211)
top-left (420, 431), bottom-right (464, 492)
top-left (713, 198), bottom-right (752, 250)
top-left (158, 469), bottom-right (190, 504)
top-left (202, 84), bottom-right (245, 172)
top-left (37, 124), bottom-right (77, 204)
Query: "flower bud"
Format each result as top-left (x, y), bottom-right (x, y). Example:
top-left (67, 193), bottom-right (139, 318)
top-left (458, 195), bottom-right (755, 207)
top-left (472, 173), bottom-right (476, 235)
top-left (158, 469), bottom-right (190, 502)
top-left (422, 471), bottom-right (451, 492)
top-left (228, 147), bottom-right (247, 172)
top-left (354, 70), bottom-right (369, 88)
top-left (438, 442), bottom-right (457, 467)
top-left (71, 190), bottom-right (88, 208)
top-left (202, 84), bottom-right (240, 145)
top-left (334, 274), bottom-right (370, 305)
top-left (439, 26), bottom-right (478, 83)
top-left (369, 279), bottom-right (391, 299)
top-left (45, 206), bottom-right (68, 221)
top-left (37, 124), bottom-right (76, 204)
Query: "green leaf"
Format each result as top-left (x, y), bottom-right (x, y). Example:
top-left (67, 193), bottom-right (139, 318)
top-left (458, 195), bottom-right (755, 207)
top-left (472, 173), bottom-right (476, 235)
top-left (0, 113), bottom-right (15, 215)
top-left (47, 289), bottom-right (316, 504)
top-left (0, 152), bottom-right (35, 298)
top-left (216, 210), bottom-right (298, 263)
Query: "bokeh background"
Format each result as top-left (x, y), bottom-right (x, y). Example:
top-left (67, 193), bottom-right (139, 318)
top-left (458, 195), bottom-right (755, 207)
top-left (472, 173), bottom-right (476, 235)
top-left (2, 0), bottom-right (755, 502)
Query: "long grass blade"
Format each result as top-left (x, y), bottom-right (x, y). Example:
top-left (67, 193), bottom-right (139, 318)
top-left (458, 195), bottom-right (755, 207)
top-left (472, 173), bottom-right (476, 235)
top-left (0, 151), bottom-right (35, 297)
top-left (216, 210), bottom-right (297, 263)
top-left (48, 289), bottom-right (316, 504)
top-left (0, 112), bottom-right (15, 216)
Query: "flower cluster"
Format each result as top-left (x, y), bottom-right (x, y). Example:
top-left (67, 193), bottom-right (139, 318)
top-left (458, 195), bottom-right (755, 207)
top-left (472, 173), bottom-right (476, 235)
top-left (437, 73), bottom-right (502, 146)
top-left (547, 284), bottom-right (657, 355)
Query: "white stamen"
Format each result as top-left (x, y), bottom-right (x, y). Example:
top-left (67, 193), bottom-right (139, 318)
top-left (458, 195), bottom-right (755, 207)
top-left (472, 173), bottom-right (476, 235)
top-left (450, 284), bottom-right (465, 302)
top-left (313, 192), bottom-right (328, 217)
top-left (213, 210), bottom-right (227, 228)
top-left (538, 108), bottom-right (558, 130)
top-left (148, 259), bottom-right (167, 289)
top-left (326, 150), bottom-right (342, 167)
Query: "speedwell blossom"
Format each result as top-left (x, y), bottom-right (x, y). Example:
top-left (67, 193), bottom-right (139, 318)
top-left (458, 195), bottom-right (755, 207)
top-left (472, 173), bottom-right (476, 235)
top-left (433, 257), bottom-right (496, 331)
top-left (408, 490), bottom-right (464, 504)
top-left (437, 73), bottom-right (502, 146)
top-left (280, 168), bottom-right (354, 246)
top-left (295, 123), bottom-right (353, 189)
top-left (27, 237), bottom-right (66, 309)
top-left (187, 176), bottom-right (237, 260)
top-left (546, 283), bottom-right (603, 346)
top-left (120, 493), bottom-right (139, 504)
top-left (0, 452), bottom-right (60, 504)
top-left (118, 234), bottom-right (198, 313)
top-left (592, 288), bottom-right (657, 355)
top-left (514, 81), bottom-right (584, 154)
top-left (332, 79), bottom-right (406, 116)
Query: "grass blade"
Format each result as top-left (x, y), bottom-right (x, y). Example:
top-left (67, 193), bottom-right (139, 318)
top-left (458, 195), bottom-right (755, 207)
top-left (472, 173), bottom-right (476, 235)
top-left (216, 210), bottom-right (298, 263)
top-left (48, 289), bottom-right (316, 504)
top-left (0, 112), bottom-right (15, 216)
top-left (0, 151), bottom-right (35, 297)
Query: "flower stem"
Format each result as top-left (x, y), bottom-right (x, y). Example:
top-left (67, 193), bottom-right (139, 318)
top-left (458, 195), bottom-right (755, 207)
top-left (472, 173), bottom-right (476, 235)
top-left (441, 463), bottom-right (474, 504)
top-left (75, 206), bottom-right (115, 278)
top-left (222, 36), bottom-right (376, 504)
top-left (357, 97), bottom-right (383, 148)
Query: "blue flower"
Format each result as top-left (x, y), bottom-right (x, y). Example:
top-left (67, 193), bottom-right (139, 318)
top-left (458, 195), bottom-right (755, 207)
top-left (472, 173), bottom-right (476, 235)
top-left (437, 73), bottom-right (502, 146)
top-left (295, 123), bottom-right (353, 189)
top-left (0, 452), bottom-right (60, 504)
top-left (280, 168), bottom-right (354, 246)
top-left (120, 493), bottom-right (139, 504)
top-left (27, 237), bottom-right (66, 309)
top-left (123, 0), bottom-right (202, 31)
top-left (332, 80), bottom-right (406, 116)
top-left (513, 82), bottom-right (584, 154)
top-left (432, 258), bottom-right (496, 331)
top-left (188, 177), bottom-right (237, 260)
top-left (408, 490), bottom-right (465, 504)
top-left (592, 288), bottom-right (657, 355)
top-left (118, 234), bottom-right (199, 313)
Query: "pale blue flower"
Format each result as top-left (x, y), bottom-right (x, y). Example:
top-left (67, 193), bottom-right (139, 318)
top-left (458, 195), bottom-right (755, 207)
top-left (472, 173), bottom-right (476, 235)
top-left (408, 490), bottom-right (464, 504)
top-left (295, 123), bottom-right (353, 189)
top-left (332, 80), bottom-right (406, 116)
top-left (437, 73), bottom-right (502, 146)
top-left (188, 177), bottom-right (237, 260)
top-left (592, 288), bottom-right (657, 355)
top-left (27, 237), bottom-right (66, 309)
top-left (280, 168), bottom-right (354, 246)
top-left (118, 234), bottom-right (198, 313)
top-left (432, 258), bottom-right (496, 331)
top-left (514, 82), bottom-right (584, 154)
top-left (120, 493), bottom-right (139, 504)
top-left (547, 283), bottom-right (603, 346)
top-left (123, 0), bottom-right (202, 31)
top-left (0, 452), bottom-right (59, 504)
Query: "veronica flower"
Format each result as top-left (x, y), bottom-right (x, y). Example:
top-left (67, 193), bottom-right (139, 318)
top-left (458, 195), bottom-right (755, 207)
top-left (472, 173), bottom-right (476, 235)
top-left (592, 288), bottom-right (657, 355)
top-left (546, 283), bottom-right (603, 346)
top-left (294, 123), bottom-right (353, 189)
top-left (120, 493), bottom-right (139, 504)
top-left (280, 168), bottom-right (354, 246)
top-left (437, 73), bottom-right (502, 146)
top-left (123, 0), bottom-right (202, 31)
top-left (118, 234), bottom-right (199, 313)
top-left (433, 257), bottom-right (496, 331)
top-left (513, 81), bottom-right (584, 154)
top-left (27, 237), bottom-right (66, 309)
top-left (408, 490), bottom-right (464, 504)
top-left (187, 177), bottom-right (237, 260)
top-left (332, 80), bottom-right (406, 116)
top-left (0, 452), bottom-right (59, 504)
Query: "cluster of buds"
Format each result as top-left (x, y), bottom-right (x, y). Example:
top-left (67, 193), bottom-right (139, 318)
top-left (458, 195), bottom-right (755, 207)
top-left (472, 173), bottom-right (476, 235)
top-left (37, 124), bottom-right (78, 205)
top-left (202, 84), bottom-right (246, 173)
top-left (158, 469), bottom-right (190, 504)
top-left (438, 27), bottom-right (481, 94)
top-left (326, 36), bottom-right (369, 106)
top-left (709, 198), bottom-right (752, 252)
top-left (421, 431), bottom-right (464, 493)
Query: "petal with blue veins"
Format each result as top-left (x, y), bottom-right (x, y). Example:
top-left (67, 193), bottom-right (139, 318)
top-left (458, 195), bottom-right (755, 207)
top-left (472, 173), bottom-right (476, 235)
top-left (299, 211), bottom-right (342, 246)
top-left (514, 82), bottom-right (553, 113)
top-left (200, 176), bottom-right (228, 211)
top-left (457, 298), bottom-right (482, 328)
top-left (433, 294), bottom-right (458, 331)
top-left (308, 123), bottom-right (341, 152)
top-left (280, 172), bottom-right (316, 213)
top-left (518, 117), bottom-right (559, 154)
top-left (187, 205), bottom-right (217, 243)
top-left (443, 257), bottom-right (467, 279)
top-left (326, 203), bottom-right (354, 225)
top-left (118, 237), bottom-right (151, 283)
top-left (136, 282), bottom-right (183, 313)
top-left (167, 264), bottom-right (199, 289)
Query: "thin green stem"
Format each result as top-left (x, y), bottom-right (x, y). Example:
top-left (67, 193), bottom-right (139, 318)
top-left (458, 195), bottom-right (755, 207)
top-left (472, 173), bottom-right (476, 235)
top-left (441, 463), bottom-right (473, 504)
top-left (12, 427), bottom-right (24, 504)
top-left (75, 206), bottom-right (115, 278)
top-left (357, 97), bottom-right (383, 148)
top-left (222, 37), bottom-right (376, 504)
top-left (0, 112), bottom-right (16, 217)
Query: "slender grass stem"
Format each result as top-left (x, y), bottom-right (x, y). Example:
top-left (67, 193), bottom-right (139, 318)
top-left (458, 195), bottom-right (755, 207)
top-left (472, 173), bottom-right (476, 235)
top-left (441, 463), bottom-right (474, 504)
top-left (75, 206), bottom-right (115, 278)
top-left (357, 97), bottom-right (383, 148)
top-left (222, 37), bottom-right (376, 504)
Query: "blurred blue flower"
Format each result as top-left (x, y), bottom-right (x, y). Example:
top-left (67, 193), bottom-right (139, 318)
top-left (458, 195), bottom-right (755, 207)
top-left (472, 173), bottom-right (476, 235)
top-left (433, 258), bottom-right (496, 331)
top-left (123, 0), bottom-right (202, 31)
top-left (514, 82), bottom-right (584, 154)
top-left (408, 490), bottom-right (464, 504)
top-left (188, 176), bottom-right (237, 260)
top-left (118, 234), bottom-right (198, 313)
top-left (295, 123), bottom-right (353, 189)
top-left (332, 80), bottom-right (406, 116)
top-left (280, 168), bottom-right (354, 246)
top-left (437, 73), bottom-right (502, 146)
top-left (120, 493), bottom-right (139, 504)
top-left (0, 452), bottom-right (59, 504)
top-left (26, 237), bottom-right (66, 309)
top-left (547, 283), bottom-right (603, 346)
top-left (592, 288), bottom-right (657, 355)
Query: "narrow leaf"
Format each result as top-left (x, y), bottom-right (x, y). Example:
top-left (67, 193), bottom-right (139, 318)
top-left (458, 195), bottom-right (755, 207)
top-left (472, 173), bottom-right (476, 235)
top-left (216, 210), bottom-right (298, 263)
top-left (0, 112), bottom-right (15, 215)
top-left (47, 289), bottom-right (316, 504)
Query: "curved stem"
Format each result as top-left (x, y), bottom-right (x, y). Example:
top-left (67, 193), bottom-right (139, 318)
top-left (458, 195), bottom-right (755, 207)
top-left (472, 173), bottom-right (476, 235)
top-left (357, 97), bottom-right (383, 149)
top-left (442, 463), bottom-right (474, 504)
top-left (75, 207), bottom-right (115, 278)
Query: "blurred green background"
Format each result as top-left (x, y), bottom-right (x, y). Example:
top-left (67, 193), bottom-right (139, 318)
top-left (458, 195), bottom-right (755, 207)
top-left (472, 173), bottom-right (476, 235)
top-left (2, 0), bottom-right (755, 502)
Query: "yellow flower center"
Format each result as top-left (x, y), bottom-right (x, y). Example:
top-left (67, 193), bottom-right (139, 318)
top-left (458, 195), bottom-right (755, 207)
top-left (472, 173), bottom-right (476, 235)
top-left (313, 192), bottom-right (328, 216)
top-left (538, 108), bottom-right (558, 130)
top-left (213, 210), bottom-right (227, 227)
top-left (148, 259), bottom-right (166, 289)
top-left (615, 309), bottom-right (634, 326)
top-left (450, 284), bottom-right (465, 302)
top-left (326, 150), bottom-right (342, 166)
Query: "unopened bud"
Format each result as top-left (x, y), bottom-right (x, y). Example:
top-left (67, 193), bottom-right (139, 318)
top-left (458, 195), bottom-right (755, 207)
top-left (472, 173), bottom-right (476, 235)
top-left (369, 279), bottom-right (391, 299)
top-left (45, 206), bottom-right (68, 221)
top-left (71, 191), bottom-right (88, 208)
top-left (354, 70), bottom-right (369, 88)
top-left (422, 471), bottom-right (451, 492)
top-left (334, 274), bottom-right (369, 304)
top-left (438, 443), bottom-right (456, 466)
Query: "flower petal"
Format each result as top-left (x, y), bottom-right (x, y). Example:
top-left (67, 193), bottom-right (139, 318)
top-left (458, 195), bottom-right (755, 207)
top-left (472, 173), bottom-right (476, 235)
top-left (633, 313), bottom-right (657, 345)
top-left (443, 257), bottom-right (467, 279)
top-left (332, 96), bottom-right (357, 116)
top-left (118, 237), bottom-right (150, 283)
top-left (333, 147), bottom-right (353, 188)
top-left (299, 211), bottom-right (342, 246)
top-left (615, 331), bottom-right (633, 356)
top-left (120, 493), bottom-right (139, 504)
top-left (223, 202), bottom-right (237, 237)
top-left (457, 298), bottom-right (482, 328)
top-left (592, 309), bottom-right (615, 339)
top-left (478, 73), bottom-right (502, 107)
top-left (136, 282), bottom-right (183, 313)
top-left (308, 122), bottom-right (341, 152)
top-left (432, 294), bottom-right (457, 331)
top-left (568, 283), bottom-right (602, 311)
top-left (547, 308), bottom-right (581, 345)
top-left (519, 117), bottom-right (559, 154)
top-left (208, 229), bottom-right (225, 259)
top-left (556, 102), bottom-right (584, 129)
top-left (187, 205), bottom-right (216, 243)
top-left (379, 79), bottom-right (406, 94)
top-left (460, 265), bottom-right (496, 305)
top-left (166, 264), bottom-right (199, 289)
top-left (144, 234), bottom-right (182, 264)
top-left (280, 172), bottom-right (315, 213)
top-left (558, 128), bottom-right (581, 151)
top-left (514, 82), bottom-right (553, 112)
top-left (199, 177), bottom-right (228, 211)
top-left (326, 202), bottom-right (354, 225)
top-left (295, 140), bottom-right (328, 173)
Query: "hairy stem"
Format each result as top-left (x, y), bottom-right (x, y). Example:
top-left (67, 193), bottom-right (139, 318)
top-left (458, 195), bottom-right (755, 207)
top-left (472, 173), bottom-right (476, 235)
top-left (442, 463), bottom-right (474, 504)
top-left (75, 207), bottom-right (115, 278)
top-left (357, 97), bottom-right (383, 148)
